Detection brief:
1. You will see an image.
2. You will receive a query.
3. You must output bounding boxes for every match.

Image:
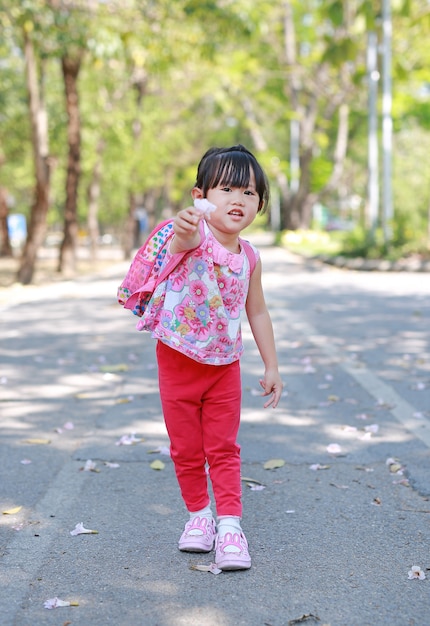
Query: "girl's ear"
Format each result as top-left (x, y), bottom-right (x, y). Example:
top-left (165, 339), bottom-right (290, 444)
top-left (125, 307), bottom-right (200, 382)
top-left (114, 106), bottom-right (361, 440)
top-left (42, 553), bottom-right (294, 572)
top-left (191, 187), bottom-right (203, 200)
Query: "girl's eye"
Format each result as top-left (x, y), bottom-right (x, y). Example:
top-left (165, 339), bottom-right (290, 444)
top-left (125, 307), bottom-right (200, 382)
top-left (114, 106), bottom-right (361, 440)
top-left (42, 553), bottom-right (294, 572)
top-left (221, 187), bottom-right (231, 192)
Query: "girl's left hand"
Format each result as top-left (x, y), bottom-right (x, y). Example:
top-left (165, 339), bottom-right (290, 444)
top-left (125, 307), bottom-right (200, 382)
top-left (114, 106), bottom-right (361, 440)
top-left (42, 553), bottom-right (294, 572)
top-left (259, 372), bottom-right (283, 409)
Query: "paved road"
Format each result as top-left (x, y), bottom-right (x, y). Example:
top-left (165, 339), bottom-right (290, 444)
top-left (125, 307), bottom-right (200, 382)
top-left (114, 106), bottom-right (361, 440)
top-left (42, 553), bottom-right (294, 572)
top-left (1, 243), bottom-right (429, 626)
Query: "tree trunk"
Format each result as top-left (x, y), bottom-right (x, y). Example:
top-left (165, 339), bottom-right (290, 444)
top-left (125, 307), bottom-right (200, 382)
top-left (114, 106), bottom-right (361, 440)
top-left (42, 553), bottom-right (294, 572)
top-left (0, 188), bottom-right (13, 257)
top-left (16, 29), bottom-right (51, 285)
top-left (58, 53), bottom-right (83, 276)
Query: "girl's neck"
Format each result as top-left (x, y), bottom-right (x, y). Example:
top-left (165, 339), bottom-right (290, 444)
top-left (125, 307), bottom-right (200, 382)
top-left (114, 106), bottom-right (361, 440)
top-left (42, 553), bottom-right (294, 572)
top-left (206, 222), bottom-right (240, 253)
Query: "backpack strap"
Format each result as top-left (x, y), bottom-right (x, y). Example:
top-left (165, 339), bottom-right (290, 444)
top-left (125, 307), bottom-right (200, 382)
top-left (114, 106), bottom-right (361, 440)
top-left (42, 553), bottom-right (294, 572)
top-left (240, 238), bottom-right (258, 276)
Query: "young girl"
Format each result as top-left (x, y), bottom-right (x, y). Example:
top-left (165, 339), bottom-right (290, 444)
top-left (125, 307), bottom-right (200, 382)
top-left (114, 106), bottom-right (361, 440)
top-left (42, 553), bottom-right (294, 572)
top-left (147, 145), bottom-right (282, 570)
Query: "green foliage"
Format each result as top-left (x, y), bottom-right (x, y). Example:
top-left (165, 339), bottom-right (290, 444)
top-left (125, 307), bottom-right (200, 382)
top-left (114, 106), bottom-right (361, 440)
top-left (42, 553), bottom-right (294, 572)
top-left (340, 224), bottom-right (430, 261)
top-left (0, 0), bottom-right (430, 246)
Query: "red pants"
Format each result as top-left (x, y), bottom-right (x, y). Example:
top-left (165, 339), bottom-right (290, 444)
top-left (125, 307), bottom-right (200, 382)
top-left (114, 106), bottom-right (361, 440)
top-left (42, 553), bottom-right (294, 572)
top-left (156, 341), bottom-right (242, 517)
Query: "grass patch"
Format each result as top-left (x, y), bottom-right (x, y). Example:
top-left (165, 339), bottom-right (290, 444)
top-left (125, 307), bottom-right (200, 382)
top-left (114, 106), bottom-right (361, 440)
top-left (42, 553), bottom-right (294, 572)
top-left (279, 227), bottom-right (430, 261)
top-left (278, 229), bottom-right (344, 257)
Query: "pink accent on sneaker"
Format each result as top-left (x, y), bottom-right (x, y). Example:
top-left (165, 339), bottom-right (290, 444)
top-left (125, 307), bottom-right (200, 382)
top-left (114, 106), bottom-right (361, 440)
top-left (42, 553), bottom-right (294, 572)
top-left (178, 516), bottom-right (216, 553)
top-left (215, 532), bottom-right (251, 570)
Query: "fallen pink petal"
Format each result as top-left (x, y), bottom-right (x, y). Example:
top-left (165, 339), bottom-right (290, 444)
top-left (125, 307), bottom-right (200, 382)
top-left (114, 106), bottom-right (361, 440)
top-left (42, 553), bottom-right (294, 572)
top-left (63, 422), bottom-right (75, 430)
top-left (327, 443), bottom-right (342, 455)
top-left (386, 458), bottom-right (404, 474)
top-left (147, 446), bottom-right (171, 456)
top-left (115, 433), bottom-right (143, 446)
top-left (190, 562), bottom-right (222, 575)
top-left (44, 597), bottom-right (79, 609)
top-left (249, 484), bottom-right (266, 491)
top-left (83, 460), bottom-right (97, 472)
top-left (70, 522), bottom-right (99, 536)
top-left (104, 462), bottom-right (120, 468)
top-left (20, 459), bottom-right (32, 465)
top-left (393, 478), bottom-right (410, 487)
top-left (364, 424), bottom-right (379, 434)
top-left (408, 566), bottom-right (426, 580)
top-left (386, 457), bottom-right (398, 466)
top-left (309, 463), bottom-right (331, 471)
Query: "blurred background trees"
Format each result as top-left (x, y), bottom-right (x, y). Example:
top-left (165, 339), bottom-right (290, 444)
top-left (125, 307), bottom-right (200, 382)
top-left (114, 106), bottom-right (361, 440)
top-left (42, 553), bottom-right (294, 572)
top-left (0, 0), bottom-right (429, 283)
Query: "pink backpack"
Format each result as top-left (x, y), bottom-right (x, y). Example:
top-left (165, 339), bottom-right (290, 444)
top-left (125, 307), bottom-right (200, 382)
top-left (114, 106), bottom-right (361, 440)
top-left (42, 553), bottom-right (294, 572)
top-left (117, 219), bottom-right (257, 318)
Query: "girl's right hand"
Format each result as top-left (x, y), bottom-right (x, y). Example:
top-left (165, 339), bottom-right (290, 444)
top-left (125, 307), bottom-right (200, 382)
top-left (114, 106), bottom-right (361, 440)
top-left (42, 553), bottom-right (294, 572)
top-left (173, 207), bottom-right (202, 236)
top-left (171, 207), bottom-right (203, 252)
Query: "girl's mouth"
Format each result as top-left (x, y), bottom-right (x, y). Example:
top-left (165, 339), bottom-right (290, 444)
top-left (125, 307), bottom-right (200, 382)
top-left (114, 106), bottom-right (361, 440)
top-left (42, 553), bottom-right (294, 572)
top-left (228, 210), bottom-right (244, 217)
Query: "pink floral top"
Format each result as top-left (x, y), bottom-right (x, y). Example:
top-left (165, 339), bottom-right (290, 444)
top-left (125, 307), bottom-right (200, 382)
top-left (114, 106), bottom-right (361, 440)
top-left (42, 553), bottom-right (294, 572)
top-left (139, 221), bottom-right (259, 365)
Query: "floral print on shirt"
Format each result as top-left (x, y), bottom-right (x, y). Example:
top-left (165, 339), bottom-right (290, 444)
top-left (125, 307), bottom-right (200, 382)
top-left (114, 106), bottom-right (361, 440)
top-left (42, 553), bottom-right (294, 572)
top-left (139, 223), bottom-right (258, 365)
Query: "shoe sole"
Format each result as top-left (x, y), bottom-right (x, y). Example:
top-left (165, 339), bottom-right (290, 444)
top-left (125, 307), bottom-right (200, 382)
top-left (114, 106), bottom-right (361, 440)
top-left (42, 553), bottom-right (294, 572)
top-left (178, 542), bottom-right (214, 553)
top-left (216, 559), bottom-right (251, 571)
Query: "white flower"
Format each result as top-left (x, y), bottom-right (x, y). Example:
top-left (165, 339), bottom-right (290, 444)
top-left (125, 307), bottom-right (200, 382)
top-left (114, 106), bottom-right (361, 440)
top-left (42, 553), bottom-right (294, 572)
top-left (70, 522), bottom-right (98, 536)
top-left (194, 198), bottom-right (216, 218)
top-left (408, 566), bottom-right (426, 580)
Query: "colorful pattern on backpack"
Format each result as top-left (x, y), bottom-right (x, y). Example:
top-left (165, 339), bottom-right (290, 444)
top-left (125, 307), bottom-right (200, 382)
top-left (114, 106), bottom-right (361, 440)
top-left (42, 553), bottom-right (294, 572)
top-left (117, 220), bottom-right (178, 317)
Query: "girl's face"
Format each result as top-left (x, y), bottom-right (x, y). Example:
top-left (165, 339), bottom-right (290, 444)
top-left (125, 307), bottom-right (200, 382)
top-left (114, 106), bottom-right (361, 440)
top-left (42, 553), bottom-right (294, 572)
top-left (192, 170), bottom-right (260, 239)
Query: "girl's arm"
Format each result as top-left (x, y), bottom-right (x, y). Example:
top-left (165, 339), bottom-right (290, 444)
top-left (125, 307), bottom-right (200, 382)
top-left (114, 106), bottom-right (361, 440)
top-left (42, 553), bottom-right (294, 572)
top-left (245, 259), bottom-right (283, 408)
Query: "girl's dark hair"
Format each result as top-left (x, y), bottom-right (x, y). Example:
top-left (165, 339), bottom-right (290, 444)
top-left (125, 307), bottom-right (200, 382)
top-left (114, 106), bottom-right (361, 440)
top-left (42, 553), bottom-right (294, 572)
top-left (194, 144), bottom-right (270, 213)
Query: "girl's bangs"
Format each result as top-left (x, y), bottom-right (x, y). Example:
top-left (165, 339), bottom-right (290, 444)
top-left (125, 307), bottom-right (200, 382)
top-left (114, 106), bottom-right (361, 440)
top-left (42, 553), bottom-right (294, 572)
top-left (209, 154), bottom-right (251, 190)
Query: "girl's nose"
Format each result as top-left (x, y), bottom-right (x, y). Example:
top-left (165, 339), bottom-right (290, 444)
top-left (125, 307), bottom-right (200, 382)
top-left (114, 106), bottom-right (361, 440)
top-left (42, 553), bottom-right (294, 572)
top-left (231, 190), bottom-right (244, 204)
